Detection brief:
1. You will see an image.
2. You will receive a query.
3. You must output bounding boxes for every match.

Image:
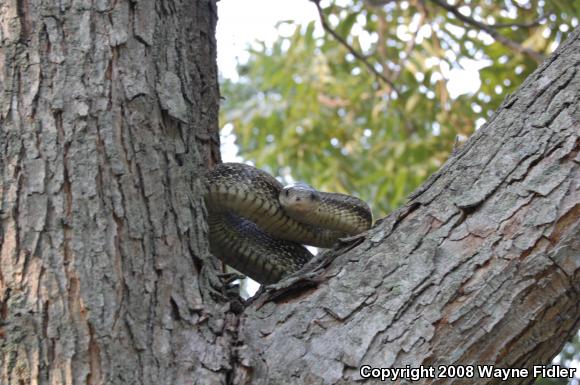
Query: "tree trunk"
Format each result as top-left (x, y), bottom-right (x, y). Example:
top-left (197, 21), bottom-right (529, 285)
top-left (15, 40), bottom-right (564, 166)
top-left (0, 0), bottom-right (578, 384)
top-left (0, 1), bottom-right (231, 384)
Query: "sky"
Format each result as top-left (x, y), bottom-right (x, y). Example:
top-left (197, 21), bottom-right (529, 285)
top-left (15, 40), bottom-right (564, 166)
top-left (216, 0), bottom-right (318, 81)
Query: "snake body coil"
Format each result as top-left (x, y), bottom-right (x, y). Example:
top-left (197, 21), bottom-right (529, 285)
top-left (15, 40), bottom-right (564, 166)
top-left (204, 163), bottom-right (372, 284)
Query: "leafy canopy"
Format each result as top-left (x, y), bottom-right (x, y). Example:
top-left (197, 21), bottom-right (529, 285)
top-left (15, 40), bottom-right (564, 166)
top-left (220, 0), bottom-right (577, 218)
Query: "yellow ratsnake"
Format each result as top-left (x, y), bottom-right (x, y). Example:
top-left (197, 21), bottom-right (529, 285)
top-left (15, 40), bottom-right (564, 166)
top-left (204, 163), bottom-right (372, 284)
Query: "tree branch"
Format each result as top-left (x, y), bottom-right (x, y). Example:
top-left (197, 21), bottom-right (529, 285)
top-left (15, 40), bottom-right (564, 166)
top-left (234, 28), bottom-right (580, 384)
top-left (490, 14), bottom-right (549, 29)
top-left (429, 0), bottom-right (545, 63)
top-left (310, 0), bottom-right (401, 94)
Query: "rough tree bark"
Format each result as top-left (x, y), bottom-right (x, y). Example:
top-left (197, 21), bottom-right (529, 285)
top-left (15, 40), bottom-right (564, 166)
top-left (0, 0), bottom-right (231, 384)
top-left (0, 1), bottom-right (578, 385)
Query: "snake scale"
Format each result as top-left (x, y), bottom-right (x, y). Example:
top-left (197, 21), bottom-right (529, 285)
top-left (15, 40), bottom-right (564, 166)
top-left (204, 163), bottom-right (373, 284)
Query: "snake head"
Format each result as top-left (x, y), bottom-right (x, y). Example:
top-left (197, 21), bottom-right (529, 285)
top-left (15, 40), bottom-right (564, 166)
top-left (279, 182), bottom-right (320, 214)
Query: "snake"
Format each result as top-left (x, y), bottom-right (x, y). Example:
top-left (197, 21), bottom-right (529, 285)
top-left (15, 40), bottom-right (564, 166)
top-left (204, 163), bottom-right (373, 284)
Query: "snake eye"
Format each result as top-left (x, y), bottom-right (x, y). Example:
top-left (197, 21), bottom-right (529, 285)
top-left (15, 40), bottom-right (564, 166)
top-left (310, 192), bottom-right (316, 200)
top-left (285, 190), bottom-right (289, 196)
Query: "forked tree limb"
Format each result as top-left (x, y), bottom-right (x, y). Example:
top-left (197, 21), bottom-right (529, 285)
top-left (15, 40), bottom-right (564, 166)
top-left (429, 0), bottom-right (545, 63)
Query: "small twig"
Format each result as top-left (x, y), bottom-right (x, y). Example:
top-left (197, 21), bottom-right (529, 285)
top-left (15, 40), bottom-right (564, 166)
top-left (384, 0), bottom-right (425, 103)
top-left (401, 2), bottom-right (426, 65)
top-left (490, 14), bottom-right (549, 29)
top-left (310, 0), bottom-right (400, 94)
top-left (429, 0), bottom-right (544, 63)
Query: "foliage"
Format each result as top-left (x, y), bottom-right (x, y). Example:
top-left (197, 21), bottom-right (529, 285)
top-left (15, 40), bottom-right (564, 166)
top-left (220, 0), bottom-right (577, 218)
